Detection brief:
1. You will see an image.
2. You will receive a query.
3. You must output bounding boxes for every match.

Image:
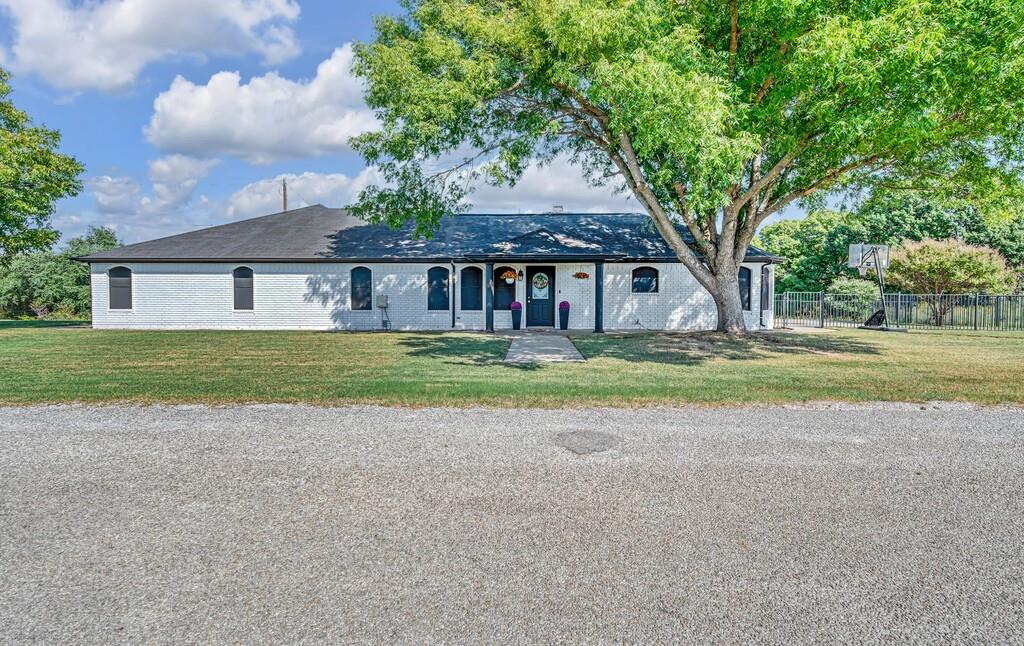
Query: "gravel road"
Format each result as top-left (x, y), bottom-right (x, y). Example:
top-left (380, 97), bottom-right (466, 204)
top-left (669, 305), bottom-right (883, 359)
top-left (1, 403), bottom-right (1023, 644)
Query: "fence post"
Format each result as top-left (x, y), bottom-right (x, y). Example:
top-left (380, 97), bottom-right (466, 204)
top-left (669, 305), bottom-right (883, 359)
top-left (818, 291), bottom-right (825, 328)
top-left (782, 293), bottom-right (789, 328)
top-left (995, 296), bottom-right (1002, 330)
top-left (894, 293), bottom-right (901, 326)
top-left (973, 293), bottom-right (979, 331)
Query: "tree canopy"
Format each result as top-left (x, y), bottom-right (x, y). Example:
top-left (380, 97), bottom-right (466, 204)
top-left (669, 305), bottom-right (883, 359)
top-left (350, 0), bottom-right (1024, 330)
top-left (756, 192), bottom-right (1024, 291)
top-left (0, 69), bottom-right (84, 261)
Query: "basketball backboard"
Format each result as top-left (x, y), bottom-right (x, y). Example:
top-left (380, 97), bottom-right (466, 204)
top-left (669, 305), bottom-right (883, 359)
top-left (848, 243), bottom-right (890, 269)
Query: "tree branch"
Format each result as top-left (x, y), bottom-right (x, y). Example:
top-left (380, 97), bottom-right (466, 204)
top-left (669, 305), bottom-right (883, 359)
top-left (610, 132), bottom-right (717, 286)
top-left (672, 182), bottom-right (717, 266)
top-left (728, 1), bottom-right (739, 74)
top-left (732, 154), bottom-right (887, 264)
top-left (732, 139), bottom-right (810, 212)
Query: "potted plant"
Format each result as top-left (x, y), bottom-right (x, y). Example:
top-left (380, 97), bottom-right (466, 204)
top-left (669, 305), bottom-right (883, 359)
top-left (500, 269), bottom-right (518, 284)
top-left (558, 300), bottom-right (570, 330)
top-left (510, 300), bottom-right (523, 329)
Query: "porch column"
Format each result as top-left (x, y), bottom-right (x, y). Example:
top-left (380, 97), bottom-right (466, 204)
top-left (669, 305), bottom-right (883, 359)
top-left (485, 261), bottom-right (494, 332)
top-left (594, 260), bottom-right (604, 333)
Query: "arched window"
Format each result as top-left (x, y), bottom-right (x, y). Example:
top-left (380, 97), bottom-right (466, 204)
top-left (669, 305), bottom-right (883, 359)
top-left (427, 266), bottom-right (450, 310)
top-left (460, 266), bottom-right (483, 311)
top-left (493, 266), bottom-right (517, 310)
top-left (631, 266), bottom-right (659, 293)
top-left (108, 266), bottom-right (132, 310)
top-left (351, 266), bottom-right (372, 310)
top-left (739, 266), bottom-right (752, 311)
top-left (233, 266), bottom-right (254, 310)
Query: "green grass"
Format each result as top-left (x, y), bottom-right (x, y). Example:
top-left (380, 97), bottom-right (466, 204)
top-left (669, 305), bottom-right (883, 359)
top-left (1, 322), bottom-right (1022, 406)
top-left (0, 319), bottom-right (87, 329)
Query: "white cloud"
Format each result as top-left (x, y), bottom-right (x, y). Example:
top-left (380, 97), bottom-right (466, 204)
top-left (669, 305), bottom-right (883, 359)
top-left (87, 155), bottom-right (218, 220)
top-left (226, 168), bottom-right (381, 219)
top-left (145, 45), bottom-right (375, 164)
top-left (145, 155), bottom-right (221, 212)
top-left (0, 0), bottom-right (301, 91)
top-left (467, 155), bottom-right (636, 213)
top-left (90, 175), bottom-right (143, 215)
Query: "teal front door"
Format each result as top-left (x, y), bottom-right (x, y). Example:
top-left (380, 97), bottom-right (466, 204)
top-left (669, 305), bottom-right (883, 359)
top-left (526, 266), bottom-right (555, 327)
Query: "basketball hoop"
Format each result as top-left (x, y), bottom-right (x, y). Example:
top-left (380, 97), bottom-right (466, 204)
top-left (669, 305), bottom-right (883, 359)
top-left (848, 243), bottom-right (902, 331)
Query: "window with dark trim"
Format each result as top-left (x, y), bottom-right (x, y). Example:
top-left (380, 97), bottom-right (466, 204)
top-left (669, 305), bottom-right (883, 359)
top-left (351, 266), bottom-right (372, 310)
top-left (427, 266), bottom-right (450, 311)
top-left (233, 266), bottom-right (254, 310)
top-left (739, 266), bottom-right (752, 311)
top-left (631, 266), bottom-right (659, 293)
top-left (493, 266), bottom-right (516, 310)
top-left (460, 266), bottom-right (483, 310)
top-left (108, 266), bottom-right (132, 310)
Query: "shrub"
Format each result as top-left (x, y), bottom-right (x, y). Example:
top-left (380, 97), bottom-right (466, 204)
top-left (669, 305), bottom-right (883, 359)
top-left (887, 239), bottom-right (1016, 325)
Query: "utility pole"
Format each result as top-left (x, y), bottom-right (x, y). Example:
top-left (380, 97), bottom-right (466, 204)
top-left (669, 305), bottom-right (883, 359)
top-left (282, 178), bottom-right (288, 212)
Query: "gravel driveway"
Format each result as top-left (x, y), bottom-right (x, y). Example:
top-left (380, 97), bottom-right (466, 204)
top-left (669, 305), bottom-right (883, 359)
top-left (2, 403), bottom-right (1023, 644)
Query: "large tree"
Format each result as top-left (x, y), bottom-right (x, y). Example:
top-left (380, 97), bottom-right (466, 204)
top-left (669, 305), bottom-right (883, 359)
top-left (0, 69), bottom-right (84, 261)
top-left (350, 0), bottom-right (1024, 331)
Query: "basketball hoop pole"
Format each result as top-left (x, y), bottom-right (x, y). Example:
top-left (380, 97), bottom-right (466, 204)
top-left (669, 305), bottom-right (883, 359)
top-left (866, 246), bottom-right (890, 326)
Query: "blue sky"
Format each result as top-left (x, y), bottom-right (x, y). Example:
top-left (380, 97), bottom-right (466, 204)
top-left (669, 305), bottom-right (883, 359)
top-left (1, 0), bottom-right (794, 246)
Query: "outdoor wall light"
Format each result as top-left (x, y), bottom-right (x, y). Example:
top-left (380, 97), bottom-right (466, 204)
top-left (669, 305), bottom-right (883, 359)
top-left (518, 270), bottom-right (524, 280)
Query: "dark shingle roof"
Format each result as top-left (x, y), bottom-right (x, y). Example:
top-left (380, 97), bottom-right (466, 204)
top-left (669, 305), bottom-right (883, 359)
top-left (81, 205), bottom-right (780, 263)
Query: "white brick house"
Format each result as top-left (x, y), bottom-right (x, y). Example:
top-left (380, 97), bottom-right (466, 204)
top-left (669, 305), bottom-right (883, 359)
top-left (82, 206), bottom-right (779, 332)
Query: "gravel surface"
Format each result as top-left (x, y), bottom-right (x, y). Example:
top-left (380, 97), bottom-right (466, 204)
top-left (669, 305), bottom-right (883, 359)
top-left (1, 403), bottom-right (1023, 644)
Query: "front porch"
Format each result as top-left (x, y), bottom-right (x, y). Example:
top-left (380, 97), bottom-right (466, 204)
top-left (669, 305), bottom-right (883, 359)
top-left (481, 260), bottom-right (606, 333)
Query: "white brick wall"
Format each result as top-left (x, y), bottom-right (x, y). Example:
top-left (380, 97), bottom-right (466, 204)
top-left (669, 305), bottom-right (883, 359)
top-left (90, 261), bottom-right (774, 331)
top-left (603, 262), bottom-right (773, 331)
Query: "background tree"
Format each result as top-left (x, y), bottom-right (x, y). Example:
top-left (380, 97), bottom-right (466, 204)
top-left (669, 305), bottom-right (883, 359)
top-left (0, 227), bottom-right (120, 319)
top-left (755, 209), bottom-right (856, 291)
top-left (886, 239), bottom-right (1016, 325)
top-left (350, 0), bottom-right (1024, 332)
top-left (1, 68), bottom-right (84, 261)
top-left (756, 192), bottom-right (1023, 291)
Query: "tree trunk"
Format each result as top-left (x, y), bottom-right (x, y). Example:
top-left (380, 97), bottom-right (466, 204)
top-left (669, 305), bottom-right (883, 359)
top-left (710, 265), bottom-right (747, 334)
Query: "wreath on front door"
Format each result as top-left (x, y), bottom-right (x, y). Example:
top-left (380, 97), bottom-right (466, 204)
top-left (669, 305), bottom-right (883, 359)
top-left (531, 273), bottom-right (549, 290)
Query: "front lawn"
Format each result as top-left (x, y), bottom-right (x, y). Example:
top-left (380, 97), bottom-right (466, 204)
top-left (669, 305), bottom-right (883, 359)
top-left (1, 323), bottom-right (1022, 406)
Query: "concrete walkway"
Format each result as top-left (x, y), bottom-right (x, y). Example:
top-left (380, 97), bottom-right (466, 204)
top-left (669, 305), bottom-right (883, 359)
top-left (504, 331), bottom-right (585, 363)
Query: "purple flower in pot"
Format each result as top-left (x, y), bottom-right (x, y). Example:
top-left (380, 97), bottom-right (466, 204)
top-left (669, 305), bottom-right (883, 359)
top-left (510, 300), bottom-right (523, 329)
top-left (558, 301), bottom-right (570, 329)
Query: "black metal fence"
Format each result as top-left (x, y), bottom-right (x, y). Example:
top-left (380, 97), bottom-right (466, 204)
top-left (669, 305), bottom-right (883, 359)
top-left (776, 292), bottom-right (1024, 331)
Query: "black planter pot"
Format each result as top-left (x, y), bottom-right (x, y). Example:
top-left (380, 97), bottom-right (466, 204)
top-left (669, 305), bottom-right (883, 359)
top-left (559, 308), bottom-right (569, 330)
top-left (511, 309), bottom-right (522, 330)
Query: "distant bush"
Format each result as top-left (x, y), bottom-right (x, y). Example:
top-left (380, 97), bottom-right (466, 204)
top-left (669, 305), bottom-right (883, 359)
top-left (824, 277), bottom-right (880, 319)
top-left (0, 227), bottom-right (120, 319)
